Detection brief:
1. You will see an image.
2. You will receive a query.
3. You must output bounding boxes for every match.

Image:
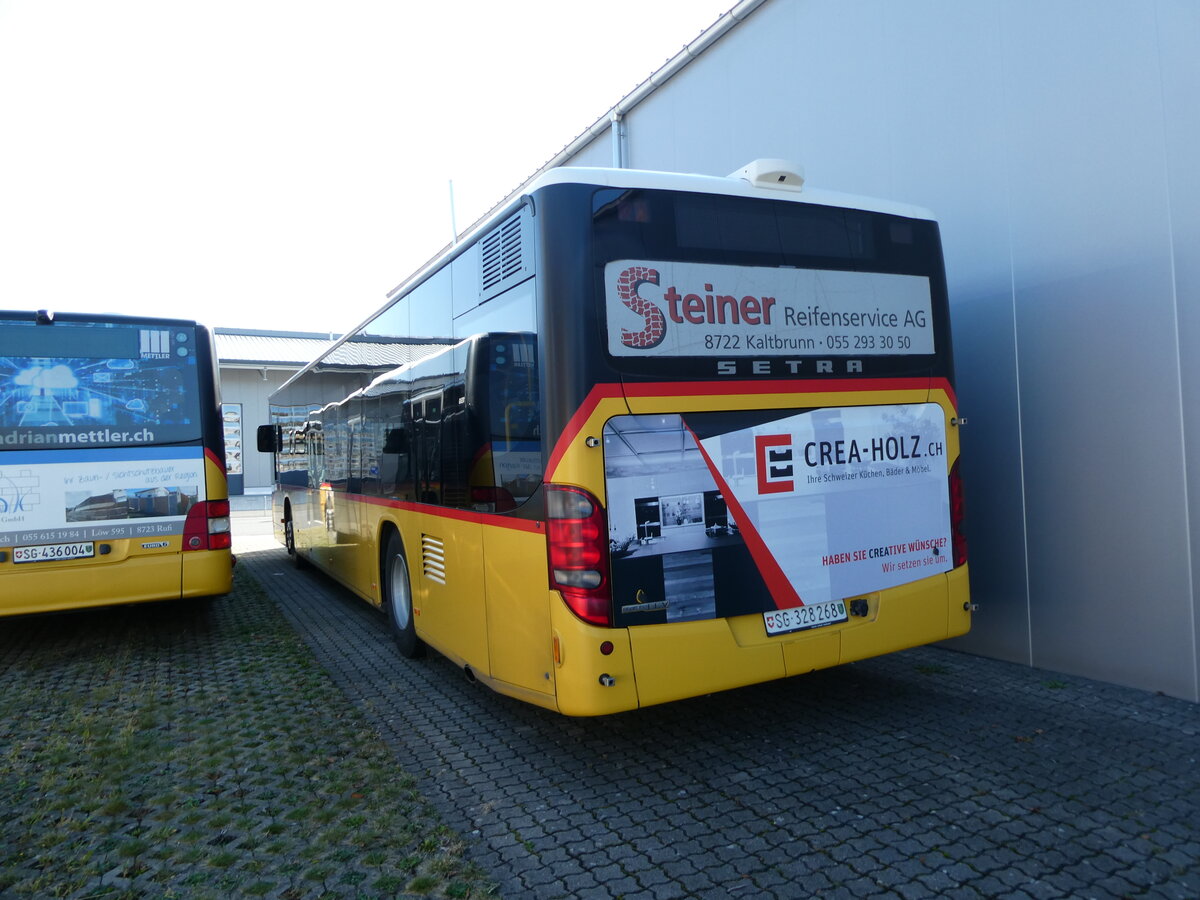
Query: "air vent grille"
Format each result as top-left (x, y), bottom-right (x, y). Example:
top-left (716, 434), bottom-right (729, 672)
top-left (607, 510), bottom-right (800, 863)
top-left (421, 534), bottom-right (446, 585)
top-left (480, 214), bottom-right (524, 293)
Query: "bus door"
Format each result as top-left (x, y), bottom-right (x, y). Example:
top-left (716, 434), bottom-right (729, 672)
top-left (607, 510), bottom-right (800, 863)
top-left (474, 334), bottom-right (552, 696)
top-left (295, 420), bottom-right (330, 564)
top-left (331, 402), bottom-right (370, 582)
top-left (308, 403), bottom-right (346, 570)
top-left (410, 382), bottom-right (491, 676)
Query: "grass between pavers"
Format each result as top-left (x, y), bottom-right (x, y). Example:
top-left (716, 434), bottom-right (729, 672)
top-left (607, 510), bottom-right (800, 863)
top-left (0, 568), bottom-right (498, 900)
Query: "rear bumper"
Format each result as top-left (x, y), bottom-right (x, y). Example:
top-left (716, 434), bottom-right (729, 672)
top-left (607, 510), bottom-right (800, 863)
top-left (549, 565), bottom-right (970, 715)
top-left (1, 546), bottom-right (233, 617)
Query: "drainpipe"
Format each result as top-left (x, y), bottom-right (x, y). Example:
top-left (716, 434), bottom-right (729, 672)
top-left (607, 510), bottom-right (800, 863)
top-left (610, 112), bottom-right (627, 169)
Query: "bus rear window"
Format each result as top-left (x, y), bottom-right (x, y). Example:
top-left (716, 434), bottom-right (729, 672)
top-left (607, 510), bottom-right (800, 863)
top-left (0, 321), bottom-right (203, 447)
top-left (672, 193), bottom-right (874, 261)
top-left (591, 188), bottom-right (951, 379)
top-left (594, 189), bottom-right (889, 266)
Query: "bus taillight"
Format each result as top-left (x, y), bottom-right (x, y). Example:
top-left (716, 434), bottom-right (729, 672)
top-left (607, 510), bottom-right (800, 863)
top-left (183, 500), bottom-right (232, 552)
top-left (950, 459), bottom-right (967, 567)
top-left (546, 485), bottom-right (612, 626)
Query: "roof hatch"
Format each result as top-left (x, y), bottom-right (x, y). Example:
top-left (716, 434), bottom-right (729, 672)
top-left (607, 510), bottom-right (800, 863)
top-left (729, 158), bottom-right (805, 192)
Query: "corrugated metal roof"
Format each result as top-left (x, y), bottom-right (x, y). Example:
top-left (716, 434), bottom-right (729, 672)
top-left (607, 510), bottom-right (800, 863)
top-left (214, 328), bottom-right (456, 371)
top-left (314, 338), bottom-right (455, 371)
top-left (215, 330), bottom-right (338, 366)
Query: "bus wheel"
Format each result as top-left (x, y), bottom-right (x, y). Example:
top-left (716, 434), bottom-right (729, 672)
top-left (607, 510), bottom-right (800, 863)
top-left (383, 532), bottom-right (425, 658)
top-left (284, 511), bottom-right (307, 569)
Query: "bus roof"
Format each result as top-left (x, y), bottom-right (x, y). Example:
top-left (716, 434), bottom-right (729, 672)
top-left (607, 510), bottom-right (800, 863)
top-left (525, 163), bottom-right (936, 222)
top-left (0, 309), bottom-right (207, 329)
top-left (283, 161), bottom-right (938, 394)
top-left (385, 161), bottom-right (935, 305)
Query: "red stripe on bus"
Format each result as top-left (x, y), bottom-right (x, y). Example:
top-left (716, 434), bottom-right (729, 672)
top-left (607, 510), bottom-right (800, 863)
top-left (545, 383), bottom-right (626, 476)
top-left (205, 446), bottom-right (226, 473)
top-left (346, 492), bottom-right (544, 533)
top-left (688, 425), bottom-right (804, 609)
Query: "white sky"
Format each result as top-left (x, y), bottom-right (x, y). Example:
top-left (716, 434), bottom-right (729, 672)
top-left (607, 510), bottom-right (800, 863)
top-left (0, 1), bottom-right (733, 335)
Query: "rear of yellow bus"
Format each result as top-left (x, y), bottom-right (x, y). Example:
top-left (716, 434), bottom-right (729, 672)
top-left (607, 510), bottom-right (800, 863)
top-left (530, 172), bottom-right (969, 715)
top-left (0, 311), bottom-right (233, 616)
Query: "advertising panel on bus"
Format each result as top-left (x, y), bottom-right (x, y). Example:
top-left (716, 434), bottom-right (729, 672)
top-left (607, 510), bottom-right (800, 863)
top-left (605, 261), bottom-right (935, 359)
top-left (603, 403), bottom-right (951, 631)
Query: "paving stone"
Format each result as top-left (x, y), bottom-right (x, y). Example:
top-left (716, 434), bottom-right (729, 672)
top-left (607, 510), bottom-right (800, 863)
top-left (14, 529), bottom-right (1187, 900)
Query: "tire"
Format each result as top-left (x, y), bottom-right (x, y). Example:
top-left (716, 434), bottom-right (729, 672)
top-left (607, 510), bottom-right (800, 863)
top-left (382, 531), bottom-right (425, 658)
top-left (284, 510), bottom-right (307, 569)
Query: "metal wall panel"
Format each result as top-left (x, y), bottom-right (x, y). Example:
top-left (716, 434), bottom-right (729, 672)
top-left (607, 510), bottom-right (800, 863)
top-left (563, 135), bottom-right (611, 169)
top-left (996, 3), bottom-right (1193, 696)
top-left (1156, 0), bottom-right (1200, 699)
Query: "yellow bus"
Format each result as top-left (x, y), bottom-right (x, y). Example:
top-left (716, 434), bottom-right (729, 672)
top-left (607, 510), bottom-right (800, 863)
top-left (259, 161), bottom-right (969, 715)
top-left (0, 310), bottom-right (234, 615)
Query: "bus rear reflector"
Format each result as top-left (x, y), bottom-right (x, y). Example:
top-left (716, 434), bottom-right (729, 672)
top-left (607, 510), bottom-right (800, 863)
top-left (546, 485), bottom-right (612, 626)
top-left (183, 500), bottom-right (233, 552)
top-left (950, 459), bottom-right (967, 567)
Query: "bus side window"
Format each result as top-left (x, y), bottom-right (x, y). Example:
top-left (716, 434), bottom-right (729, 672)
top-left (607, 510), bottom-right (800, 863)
top-left (305, 425), bottom-right (325, 490)
top-left (382, 428), bottom-right (408, 454)
top-left (440, 385), bottom-right (473, 510)
top-left (348, 412), bottom-right (364, 494)
top-left (374, 383), bottom-right (411, 500)
top-left (484, 334), bottom-right (541, 507)
top-left (325, 403), bottom-right (349, 493)
top-left (417, 421), bottom-right (440, 505)
top-left (377, 426), bottom-right (408, 498)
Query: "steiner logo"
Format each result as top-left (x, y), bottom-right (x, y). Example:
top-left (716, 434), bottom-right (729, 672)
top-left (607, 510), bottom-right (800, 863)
top-left (616, 263), bottom-right (779, 351)
top-left (617, 266), bottom-right (666, 349)
top-left (756, 434), bottom-right (794, 494)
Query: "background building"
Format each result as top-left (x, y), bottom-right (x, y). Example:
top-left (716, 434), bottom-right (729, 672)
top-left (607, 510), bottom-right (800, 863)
top-left (214, 329), bottom-right (338, 495)
top-left (463, 0), bottom-right (1200, 700)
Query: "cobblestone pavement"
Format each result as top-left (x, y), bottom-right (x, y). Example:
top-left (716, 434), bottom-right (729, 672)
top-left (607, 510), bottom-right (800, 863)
top-left (238, 539), bottom-right (1200, 900)
top-left (0, 540), bottom-right (492, 899)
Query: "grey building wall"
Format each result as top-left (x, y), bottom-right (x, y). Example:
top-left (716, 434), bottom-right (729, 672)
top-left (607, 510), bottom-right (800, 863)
top-left (560, 0), bottom-right (1200, 699)
top-left (219, 368), bottom-right (296, 493)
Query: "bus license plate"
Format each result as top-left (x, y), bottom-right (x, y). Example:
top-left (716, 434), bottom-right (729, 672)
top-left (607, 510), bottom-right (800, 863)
top-left (13, 542), bottom-right (96, 564)
top-left (764, 600), bottom-right (848, 636)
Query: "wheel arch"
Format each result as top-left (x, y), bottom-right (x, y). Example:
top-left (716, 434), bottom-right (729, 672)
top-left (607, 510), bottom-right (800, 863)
top-left (377, 517), bottom-right (404, 573)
